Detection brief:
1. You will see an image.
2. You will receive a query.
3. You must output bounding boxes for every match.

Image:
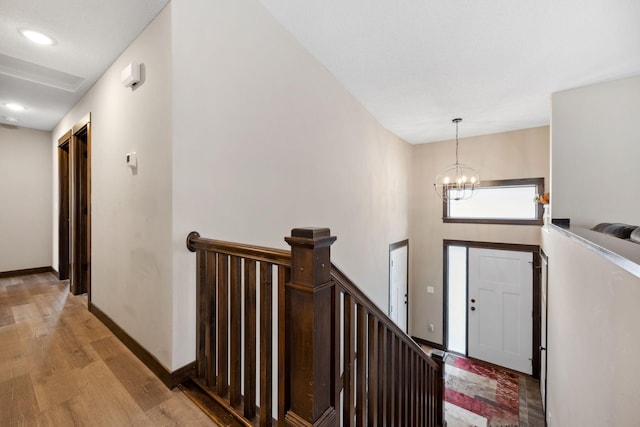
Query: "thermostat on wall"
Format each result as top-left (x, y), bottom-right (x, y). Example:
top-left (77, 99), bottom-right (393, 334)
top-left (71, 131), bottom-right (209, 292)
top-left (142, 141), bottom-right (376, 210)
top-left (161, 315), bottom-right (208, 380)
top-left (125, 152), bottom-right (137, 169)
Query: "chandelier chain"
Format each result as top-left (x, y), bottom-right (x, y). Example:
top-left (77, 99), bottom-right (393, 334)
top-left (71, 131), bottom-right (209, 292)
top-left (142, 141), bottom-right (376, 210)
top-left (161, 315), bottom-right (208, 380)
top-left (455, 120), bottom-right (459, 165)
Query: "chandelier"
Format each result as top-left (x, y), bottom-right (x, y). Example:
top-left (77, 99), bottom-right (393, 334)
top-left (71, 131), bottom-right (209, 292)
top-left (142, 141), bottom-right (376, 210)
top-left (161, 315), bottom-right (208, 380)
top-left (433, 118), bottom-right (479, 201)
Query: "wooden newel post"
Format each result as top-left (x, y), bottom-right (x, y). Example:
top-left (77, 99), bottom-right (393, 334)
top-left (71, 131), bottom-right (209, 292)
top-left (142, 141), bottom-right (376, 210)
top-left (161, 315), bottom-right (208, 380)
top-left (282, 228), bottom-right (337, 427)
top-left (431, 349), bottom-right (447, 427)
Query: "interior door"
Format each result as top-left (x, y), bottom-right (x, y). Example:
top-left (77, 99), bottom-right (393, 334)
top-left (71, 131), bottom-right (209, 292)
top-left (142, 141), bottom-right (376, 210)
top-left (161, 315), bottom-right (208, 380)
top-left (58, 132), bottom-right (71, 280)
top-left (468, 248), bottom-right (533, 374)
top-left (540, 251), bottom-right (548, 411)
top-left (389, 242), bottom-right (408, 333)
top-left (68, 114), bottom-right (91, 298)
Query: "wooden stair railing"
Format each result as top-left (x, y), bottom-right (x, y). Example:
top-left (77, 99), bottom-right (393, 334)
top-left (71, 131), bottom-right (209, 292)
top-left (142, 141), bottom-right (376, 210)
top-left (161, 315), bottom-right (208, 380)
top-left (331, 263), bottom-right (446, 427)
top-left (186, 228), bottom-right (446, 427)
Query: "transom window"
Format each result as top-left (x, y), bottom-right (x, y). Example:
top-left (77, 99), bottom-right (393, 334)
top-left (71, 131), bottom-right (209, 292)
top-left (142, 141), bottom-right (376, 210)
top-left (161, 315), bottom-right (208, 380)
top-left (443, 178), bottom-right (544, 225)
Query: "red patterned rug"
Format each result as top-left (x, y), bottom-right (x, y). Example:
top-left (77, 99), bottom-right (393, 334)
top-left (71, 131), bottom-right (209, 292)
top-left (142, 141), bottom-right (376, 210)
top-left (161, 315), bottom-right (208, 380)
top-left (444, 356), bottom-right (520, 427)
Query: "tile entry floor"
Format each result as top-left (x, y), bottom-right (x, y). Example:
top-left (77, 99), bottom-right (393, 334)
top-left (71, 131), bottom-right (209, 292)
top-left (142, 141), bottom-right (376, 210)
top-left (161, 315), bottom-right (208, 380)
top-left (422, 345), bottom-right (545, 427)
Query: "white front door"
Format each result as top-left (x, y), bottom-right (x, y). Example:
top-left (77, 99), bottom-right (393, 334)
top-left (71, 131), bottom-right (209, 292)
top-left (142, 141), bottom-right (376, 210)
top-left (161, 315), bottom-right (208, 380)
top-left (389, 245), bottom-right (408, 333)
top-left (468, 248), bottom-right (533, 374)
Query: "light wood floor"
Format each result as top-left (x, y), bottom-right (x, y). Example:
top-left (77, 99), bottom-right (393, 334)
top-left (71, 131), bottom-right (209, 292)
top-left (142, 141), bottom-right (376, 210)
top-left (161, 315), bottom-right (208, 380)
top-left (0, 272), bottom-right (218, 427)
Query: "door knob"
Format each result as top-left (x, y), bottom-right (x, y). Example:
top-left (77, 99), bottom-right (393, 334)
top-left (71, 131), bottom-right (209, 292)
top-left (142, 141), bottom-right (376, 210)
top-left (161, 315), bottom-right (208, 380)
top-left (470, 307), bottom-right (476, 311)
top-left (540, 346), bottom-right (546, 351)
top-left (470, 299), bottom-right (476, 303)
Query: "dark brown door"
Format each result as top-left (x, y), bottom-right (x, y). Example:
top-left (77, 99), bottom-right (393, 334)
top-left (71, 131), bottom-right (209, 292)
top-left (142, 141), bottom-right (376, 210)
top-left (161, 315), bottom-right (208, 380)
top-left (58, 133), bottom-right (71, 280)
top-left (68, 114), bottom-right (91, 298)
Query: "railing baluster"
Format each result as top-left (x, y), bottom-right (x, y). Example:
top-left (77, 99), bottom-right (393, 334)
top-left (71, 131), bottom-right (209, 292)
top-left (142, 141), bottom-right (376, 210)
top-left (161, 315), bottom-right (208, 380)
top-left (196, 249), bottom-right (207, 379)
top-left (432, 350), bottom-right (446, 426)
top-left (217, 253), bottom-right (229, 397)
top-left (355, 304), bottom-right (367, 427)
top-left (332, 282), bottom-right (341, 422)
top-left (367, 314), bottom-right (378, 427)
top-left (229, 256), bottom-right (242, 407)
top-left (277, 266), bottom-right (289, 427)
top-left (377, 324), bottom-right (386, 425)
top-left (206, 251), bottom-right (217, 388)
top-left (343, 293), bottom-right (355, 427)
top-left (385, 329), bottom-right (392, 427)
top-left (391, 335), bottom-right (399, 426)
top-left (259, 262), bottom-right (273, 427)
top-left (244, 259), bottom-right (257, 419)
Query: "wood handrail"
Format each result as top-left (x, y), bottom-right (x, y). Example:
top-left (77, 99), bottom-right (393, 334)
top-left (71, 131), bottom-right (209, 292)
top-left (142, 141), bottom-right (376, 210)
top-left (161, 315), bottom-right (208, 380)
top-left (331, 263), bottom-right (440, 370)
top-left (186, 229), bottom-right (445, 426)
top-left (186, 231), bottom-right (291, 266)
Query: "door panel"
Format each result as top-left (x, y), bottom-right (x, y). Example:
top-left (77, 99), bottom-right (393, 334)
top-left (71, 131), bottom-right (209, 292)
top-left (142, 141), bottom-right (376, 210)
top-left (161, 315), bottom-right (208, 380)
top-left (58, 135), bottom-right (70, 280)
top-left (389, 244), bottom-right (408, 333)
top-left (68, 116), bottom-right (91, 297)
top-left (469, 248), bottom-right (533, 374)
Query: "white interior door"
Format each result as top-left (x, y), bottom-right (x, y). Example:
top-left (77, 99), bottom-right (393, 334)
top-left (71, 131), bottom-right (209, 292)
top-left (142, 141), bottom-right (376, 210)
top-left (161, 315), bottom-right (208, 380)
top-left (468, 248), bottom-right (533, 374)
top-left (389, 245), bottom-right (408, 333)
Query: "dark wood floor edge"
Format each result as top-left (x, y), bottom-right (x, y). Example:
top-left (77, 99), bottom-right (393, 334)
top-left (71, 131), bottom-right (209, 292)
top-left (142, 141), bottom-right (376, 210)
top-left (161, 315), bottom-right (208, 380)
top-left (412, 335), bottom-right (446, 351)
top-left (0, 266), bottom-right (56, 279)
top-left (88, 302), bottom-right (196, 389)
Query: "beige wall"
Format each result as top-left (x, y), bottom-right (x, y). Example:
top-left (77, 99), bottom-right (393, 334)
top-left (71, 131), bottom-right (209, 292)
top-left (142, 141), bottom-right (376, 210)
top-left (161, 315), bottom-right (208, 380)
top-left (0, 125), bottom-right (52, 272)
top-left (410, 126), bottom-right (550, 343)
top-left (544, 74), bottom-right (640, 425)
top-left (171, 0), bottom-right (412, 367)
top-left (542, 228), bottom-right (640, 426)
top-left (51, 0), bottom-right (412, 371)
top-left (552, 74), bottom-right (640, 227)
top-left (52, 6), bottom-right (174, 368)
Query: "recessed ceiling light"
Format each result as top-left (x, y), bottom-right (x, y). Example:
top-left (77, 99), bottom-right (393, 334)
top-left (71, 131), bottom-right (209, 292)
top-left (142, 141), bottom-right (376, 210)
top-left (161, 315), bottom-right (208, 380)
top-left (5, 103), bottom-right (26, 111)
top-left (3, 117), bottom-right (19, 123)
top-left (19, 29), bottom-right (54, 46)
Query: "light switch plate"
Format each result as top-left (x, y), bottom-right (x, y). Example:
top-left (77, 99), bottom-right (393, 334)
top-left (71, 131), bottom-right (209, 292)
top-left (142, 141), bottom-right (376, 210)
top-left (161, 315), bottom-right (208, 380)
top-left (125, 152), bottom-right (137, 168)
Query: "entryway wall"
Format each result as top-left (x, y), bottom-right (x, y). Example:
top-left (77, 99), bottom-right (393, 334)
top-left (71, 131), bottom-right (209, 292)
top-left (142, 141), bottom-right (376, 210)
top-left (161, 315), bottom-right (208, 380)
top-left (410, 126), bottom-right (550, 345)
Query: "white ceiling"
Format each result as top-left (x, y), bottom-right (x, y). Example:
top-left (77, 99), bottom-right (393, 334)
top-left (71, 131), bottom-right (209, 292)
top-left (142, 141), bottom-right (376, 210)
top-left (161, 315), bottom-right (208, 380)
top-left (257, 0), bottom-right (640, 143)
top-left (0, 0), bottom-right (170, 131)
top-left (2, 1), bottom-right (639, 143)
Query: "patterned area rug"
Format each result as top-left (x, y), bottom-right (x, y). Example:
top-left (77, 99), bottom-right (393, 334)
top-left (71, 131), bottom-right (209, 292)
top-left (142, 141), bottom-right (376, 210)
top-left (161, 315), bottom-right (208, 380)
top-left (445, 356), bottom-right (520, 427)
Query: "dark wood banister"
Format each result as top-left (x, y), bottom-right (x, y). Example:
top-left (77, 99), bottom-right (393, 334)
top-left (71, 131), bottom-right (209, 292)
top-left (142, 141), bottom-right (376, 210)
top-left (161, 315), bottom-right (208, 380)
top-left (330, 263), bottom-right (440, 371)
top-left (187, 231), bottom-right (437, 369)
top-left (186, 228), bottom-right (446, 427)
top-left (187, 231), bottom-right (291, 266)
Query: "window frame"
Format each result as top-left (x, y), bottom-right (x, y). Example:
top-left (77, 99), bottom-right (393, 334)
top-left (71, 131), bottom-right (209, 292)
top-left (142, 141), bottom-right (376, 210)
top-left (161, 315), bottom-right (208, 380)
top-left (443, 177), bottom-right (545, 225)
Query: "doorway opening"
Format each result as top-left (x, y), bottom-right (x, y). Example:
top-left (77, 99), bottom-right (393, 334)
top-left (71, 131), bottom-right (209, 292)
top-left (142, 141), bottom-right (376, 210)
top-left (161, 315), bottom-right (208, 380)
top-left (444, 240), bottom-right (541, 376)
top-left (389, 239), bottom-right (409, 333)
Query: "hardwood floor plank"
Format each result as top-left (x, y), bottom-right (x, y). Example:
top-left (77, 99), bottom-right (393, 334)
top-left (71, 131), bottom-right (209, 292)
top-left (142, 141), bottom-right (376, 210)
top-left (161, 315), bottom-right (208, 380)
top-left (92, 336), bottom-right (173, 411)
top-left (0, 273), bottom-right (219, 426)
top-left (0, 302), bottom-right (15, 327)
top-left (146, 392), bottom-right (221, 426)
top-left (31, 365), bottom-right (83, 412)
top-left (0, 374), bottom-right (39, 426)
